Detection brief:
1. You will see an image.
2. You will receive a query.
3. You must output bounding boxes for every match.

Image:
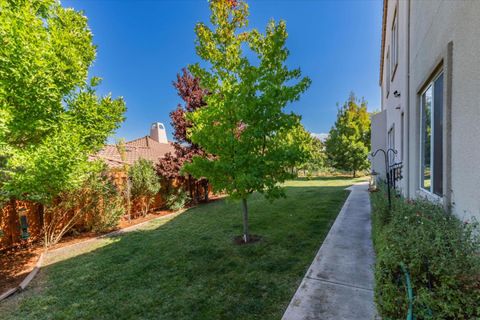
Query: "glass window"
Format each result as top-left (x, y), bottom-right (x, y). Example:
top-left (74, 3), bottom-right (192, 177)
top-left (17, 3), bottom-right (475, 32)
top-left (388, 125), bottom-right (395, 164)
top-left (401, 112), bottom-right (404, 161)
top-left (420, 73), bottom-right (444, 196)
top-left (386, 48), bottom-right (390, 96)
top-left (391, 9), bottom-right (399, 76)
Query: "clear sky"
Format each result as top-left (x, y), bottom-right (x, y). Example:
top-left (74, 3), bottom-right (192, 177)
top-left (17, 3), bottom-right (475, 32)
top-left (63, 0), bottom-right (382, 142)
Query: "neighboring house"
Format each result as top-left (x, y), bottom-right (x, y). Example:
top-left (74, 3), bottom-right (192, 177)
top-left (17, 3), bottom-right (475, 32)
top-left (372, 0), bottom-right (480, 221)
top-left (93, 122), bottom-right (174, 168)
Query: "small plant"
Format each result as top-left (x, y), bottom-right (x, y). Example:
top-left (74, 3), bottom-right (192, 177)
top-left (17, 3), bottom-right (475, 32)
top-left (166, 189), bottom-right (190, 211)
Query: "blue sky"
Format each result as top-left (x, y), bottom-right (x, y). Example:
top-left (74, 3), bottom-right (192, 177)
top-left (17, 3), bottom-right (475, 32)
top-left (63, 0), bottom-right (382, 142)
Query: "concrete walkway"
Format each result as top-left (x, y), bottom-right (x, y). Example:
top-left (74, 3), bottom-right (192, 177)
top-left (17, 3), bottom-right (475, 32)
top-left (282, 182), bottom-right (378, 320)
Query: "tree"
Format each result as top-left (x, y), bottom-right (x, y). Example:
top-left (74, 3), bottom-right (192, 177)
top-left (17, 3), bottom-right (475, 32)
top-left (0, 0), bottom-right (126, 246)
top-left (325, 93), bottom-right (370, 177)
top-left (184, 0), bottom-right (311, 242)
top-left (297, 135), bottom-right (326, 177)
top-left (156, 69), bottom-right (210, 202)
top-left (129, 159), bottom-right (161, 216)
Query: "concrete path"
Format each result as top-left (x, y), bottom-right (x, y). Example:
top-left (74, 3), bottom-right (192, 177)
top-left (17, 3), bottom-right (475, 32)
top-left (282, 182), bottom-right (378, 320)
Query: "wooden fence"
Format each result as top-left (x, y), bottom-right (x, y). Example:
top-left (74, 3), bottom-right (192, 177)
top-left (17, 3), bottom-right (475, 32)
top-left (0, 171), bottom-right (211, 251)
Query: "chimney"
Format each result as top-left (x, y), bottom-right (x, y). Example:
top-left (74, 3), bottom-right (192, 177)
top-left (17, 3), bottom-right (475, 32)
top-left (150, 122), bottom-right (168, 143)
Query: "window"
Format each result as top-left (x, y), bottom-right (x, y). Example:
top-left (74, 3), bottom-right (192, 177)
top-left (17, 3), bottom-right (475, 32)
top-left (386, 47), bottom-right (390, 97)
top-left (391, 8), bottom-right (399, 79)
top-left (388, 124), bottom-right (395, 164)
top-left (420, 72), bottom-right (444, 196)
top-left (401, 112), bottom-right (404, 161)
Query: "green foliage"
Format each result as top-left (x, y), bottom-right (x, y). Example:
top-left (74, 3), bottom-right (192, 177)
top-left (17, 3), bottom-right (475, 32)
top-left (0, 0), bottom-right (126, 205)
top-left (185, 0), bottom-right (311, 202)
top-left (165, 188), bottom-right (190, 211)
top-left (297, 135), bottom-right (326, 176)
top-left (129, 159), bottom-right (161, 215)
top-left (42, 161), bottom-right (120, 246)
top-left (0, 177), bottom-right (355, 319)
top-left (85, 166), bottom-right (125, 233)
top-left (371, 185), bottom-right (480, 319)
top-left (325, 93), bottom-right (370, 177)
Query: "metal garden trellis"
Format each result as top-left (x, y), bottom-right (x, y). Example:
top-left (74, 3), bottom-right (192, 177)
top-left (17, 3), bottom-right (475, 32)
top-left (370, 148), bottom-right (398, 210)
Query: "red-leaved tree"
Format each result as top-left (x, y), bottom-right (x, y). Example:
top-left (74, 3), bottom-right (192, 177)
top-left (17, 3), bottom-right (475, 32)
top-left (156, 69), bottom-right (210, 202)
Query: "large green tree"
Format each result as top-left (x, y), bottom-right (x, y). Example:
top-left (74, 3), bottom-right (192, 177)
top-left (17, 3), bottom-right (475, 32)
top-left (184, 0), bottom-right (311, 242)
top-left (0, 1), bottom-right (125, 224)
top-left (325, 93), bottom-right (370, 177)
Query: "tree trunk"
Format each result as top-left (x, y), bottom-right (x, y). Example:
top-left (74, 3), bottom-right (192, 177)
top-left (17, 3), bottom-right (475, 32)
top-left (9, 198), bottom-right (17, 245)
top-left (126, 179), bottom-right (132, 222)
top-left (188, 175), bottom-right (193, 200)
top-left (203, 181), bottom-right (209, 202)
top-left (353, 170), bottom-right (356, 178)
top-left (195, 182), bottom-right (200, 203)
top-left (241, 198), bottom-right (250, 243)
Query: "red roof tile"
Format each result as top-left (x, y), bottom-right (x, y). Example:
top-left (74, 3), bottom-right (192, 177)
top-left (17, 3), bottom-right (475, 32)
top-left (93, 136), bottom-right (175, 168)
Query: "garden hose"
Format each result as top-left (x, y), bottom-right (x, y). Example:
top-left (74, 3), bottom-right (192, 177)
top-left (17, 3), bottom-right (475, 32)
top-left (400, 262), bottom-right (414, 320)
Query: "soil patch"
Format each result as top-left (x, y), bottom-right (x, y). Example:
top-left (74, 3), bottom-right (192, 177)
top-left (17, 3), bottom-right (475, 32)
top-left (233, 234), bottom-right (262, 245)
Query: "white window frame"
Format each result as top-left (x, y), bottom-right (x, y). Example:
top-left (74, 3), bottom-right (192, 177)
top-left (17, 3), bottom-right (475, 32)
top-left (419, 72), bottom-right (443, 197)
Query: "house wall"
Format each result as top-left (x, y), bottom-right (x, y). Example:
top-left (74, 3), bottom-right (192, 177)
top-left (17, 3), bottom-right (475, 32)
top-left (371, 110), bottom-right (387, 179)
top-left (376, 0), bottom-right (480, 221)
top-left (378, 0), bottom-right (409, 193)
top-left (408, 0), bottom-right (480, 221)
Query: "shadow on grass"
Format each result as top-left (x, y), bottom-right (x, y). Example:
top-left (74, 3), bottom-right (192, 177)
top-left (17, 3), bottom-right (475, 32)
top-left (294, 176), bottom-right (367, 182)
top-left (2, 180), bottom-right (355, 320)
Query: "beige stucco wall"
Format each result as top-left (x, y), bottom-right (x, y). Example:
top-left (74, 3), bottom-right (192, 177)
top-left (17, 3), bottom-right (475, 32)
top-left (380, 0), bottom-right (409, 193)
top-left (408, 0), bottom-right (480, 221)
top-left (371, 110), bottom-right (387, 179)
top-left (378, 0), bottom-right (480, 221)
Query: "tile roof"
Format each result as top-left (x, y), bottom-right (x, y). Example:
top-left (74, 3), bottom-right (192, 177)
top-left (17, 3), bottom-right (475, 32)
top-left (92, 136), bottom-right (175, 168)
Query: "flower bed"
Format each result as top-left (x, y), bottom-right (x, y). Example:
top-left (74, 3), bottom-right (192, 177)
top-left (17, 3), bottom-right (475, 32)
top-left (370, 185), bottom-right (480, 319)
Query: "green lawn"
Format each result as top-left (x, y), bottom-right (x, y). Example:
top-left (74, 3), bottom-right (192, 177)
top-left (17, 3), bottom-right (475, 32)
top-left (0, 177), bottom-right (363, 320)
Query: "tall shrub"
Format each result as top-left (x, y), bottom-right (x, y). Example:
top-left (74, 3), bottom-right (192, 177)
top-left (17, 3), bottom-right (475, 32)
top-left (129, 159), bottom-right (161, 216)
top-left (43, 162), bottom-right (122, 246)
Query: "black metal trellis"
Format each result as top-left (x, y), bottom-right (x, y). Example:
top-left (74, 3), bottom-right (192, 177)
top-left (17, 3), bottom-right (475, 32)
top-left (388, 161), bottom-right (403, 190)
top-left (371, 148), bottom-right (398, 209)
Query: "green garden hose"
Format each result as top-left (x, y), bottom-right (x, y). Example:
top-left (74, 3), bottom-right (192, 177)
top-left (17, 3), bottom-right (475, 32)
top-left (400, 262), bottom-right (414, 320)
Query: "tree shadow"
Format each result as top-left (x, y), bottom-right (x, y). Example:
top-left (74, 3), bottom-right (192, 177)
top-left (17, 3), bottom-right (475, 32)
top-left (3, 182), bottom-right (354, 320)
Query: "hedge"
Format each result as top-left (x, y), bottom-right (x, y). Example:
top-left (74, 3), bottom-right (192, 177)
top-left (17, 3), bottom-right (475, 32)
top-left (370, 185), bottom-right (480, 319)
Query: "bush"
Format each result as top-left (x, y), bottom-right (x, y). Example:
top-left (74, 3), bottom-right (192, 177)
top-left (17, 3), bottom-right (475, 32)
top-left (371, 184), bottom-right (480, 319)
top-left (129, 159), bottom-right (161, 216)
top-left (85, 169), bottom-right (125, 233)
top-left (166, 188), bottom-right (190, 211)
top-left (89, 194), bottom-right (124, 233)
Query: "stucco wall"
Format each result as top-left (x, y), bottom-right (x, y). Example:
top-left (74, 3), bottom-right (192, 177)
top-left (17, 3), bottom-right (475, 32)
top-left (408, 0), bottom-right (480, 221)
top-left (371, 110), bottom-right (387, 179)
top-left (381, 0), bottom-right (409, 192)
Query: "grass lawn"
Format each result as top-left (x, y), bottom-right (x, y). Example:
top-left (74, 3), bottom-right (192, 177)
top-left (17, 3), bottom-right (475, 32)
top-left (0, 177), bottom-right (364, 320)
